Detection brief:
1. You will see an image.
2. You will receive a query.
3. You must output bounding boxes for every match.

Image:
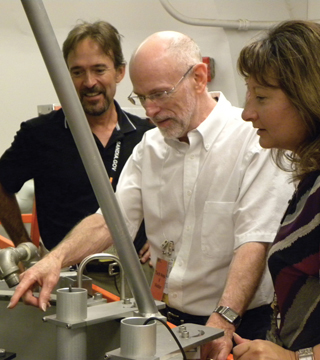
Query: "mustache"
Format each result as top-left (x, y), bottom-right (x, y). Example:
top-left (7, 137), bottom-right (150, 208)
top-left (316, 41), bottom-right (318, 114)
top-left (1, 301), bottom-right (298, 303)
top-left (152, 115), bottom-right (174, 122)
top-left (80, 86), bottom-right (105, 97)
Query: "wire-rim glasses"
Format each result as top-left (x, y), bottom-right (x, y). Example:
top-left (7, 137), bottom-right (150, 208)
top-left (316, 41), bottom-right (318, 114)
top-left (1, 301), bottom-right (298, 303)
top-left (128, 64), bottom-right (196, 106)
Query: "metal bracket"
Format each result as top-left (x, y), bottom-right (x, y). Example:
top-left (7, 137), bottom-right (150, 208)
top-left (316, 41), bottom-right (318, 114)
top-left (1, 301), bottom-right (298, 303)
top-left (108, 262), bottom-right (120, 276)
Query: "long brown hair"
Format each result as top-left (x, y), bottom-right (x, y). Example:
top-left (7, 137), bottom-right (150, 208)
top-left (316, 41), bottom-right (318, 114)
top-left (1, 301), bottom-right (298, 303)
top-left (238, 20), bottom-right (320, 181)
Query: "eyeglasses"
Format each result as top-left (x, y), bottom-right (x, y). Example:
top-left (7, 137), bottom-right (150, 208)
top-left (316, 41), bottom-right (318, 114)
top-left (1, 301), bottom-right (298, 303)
top-left (128, 64), bottom-right (195, 106)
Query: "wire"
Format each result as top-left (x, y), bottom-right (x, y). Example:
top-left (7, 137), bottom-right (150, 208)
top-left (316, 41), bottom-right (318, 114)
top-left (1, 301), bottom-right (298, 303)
top-left (143, 317), bottom-right (187, 360)
top-left (114, 273), bottom-right (120, 295)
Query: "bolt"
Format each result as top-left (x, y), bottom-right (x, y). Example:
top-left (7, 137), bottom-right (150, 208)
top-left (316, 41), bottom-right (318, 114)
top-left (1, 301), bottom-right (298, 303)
top-left (93, 293), bottom-right (103, 301)
top-left (0, 348), bottom-right (6, 356)
top-left (181, 330), bottom-right (190, 339)
top-left (179, 325), bottom-right (187, 333)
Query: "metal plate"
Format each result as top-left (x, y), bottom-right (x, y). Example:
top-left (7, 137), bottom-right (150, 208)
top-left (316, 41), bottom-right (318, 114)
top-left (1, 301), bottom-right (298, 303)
top-left (106, 323), bottom-right (224, 360)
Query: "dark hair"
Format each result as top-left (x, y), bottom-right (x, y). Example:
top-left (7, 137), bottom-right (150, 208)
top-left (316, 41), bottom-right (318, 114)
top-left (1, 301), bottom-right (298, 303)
top-left (62, 20), bottom-right (126, 69)
top-left (238, 20), bottom-right (320, 180)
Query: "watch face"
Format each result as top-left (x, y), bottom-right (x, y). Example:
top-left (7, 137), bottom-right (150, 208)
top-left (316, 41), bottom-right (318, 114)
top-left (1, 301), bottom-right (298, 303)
top-left (298, 348), bottom-right (314, 360)
top-left (215, 306), bottom-right (241, 327)
top-left (224, 308), bottom-right (238, 322)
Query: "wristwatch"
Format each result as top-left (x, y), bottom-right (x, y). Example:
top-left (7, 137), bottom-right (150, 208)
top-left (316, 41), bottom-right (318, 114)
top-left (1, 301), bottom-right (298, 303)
top-left (298, 348), bottom-right (314, 360)
top-left (213, 306), bottom-right (242, 328)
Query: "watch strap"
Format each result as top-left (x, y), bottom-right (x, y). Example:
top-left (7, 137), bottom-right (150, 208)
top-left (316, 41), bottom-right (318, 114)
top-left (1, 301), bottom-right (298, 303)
top-left (298, 347), bottom-right (314, 360)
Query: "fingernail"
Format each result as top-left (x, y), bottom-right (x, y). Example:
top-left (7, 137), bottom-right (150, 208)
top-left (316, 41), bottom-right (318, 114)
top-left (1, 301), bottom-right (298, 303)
top-left (41, 303), bottom-right (47, 312)
top-left (7, 301), bottom-right (12, 309)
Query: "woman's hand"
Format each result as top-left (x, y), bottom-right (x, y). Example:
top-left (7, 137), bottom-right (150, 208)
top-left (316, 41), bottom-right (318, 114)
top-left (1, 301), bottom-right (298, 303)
top-left (233, 333), bottom-right (296, 360)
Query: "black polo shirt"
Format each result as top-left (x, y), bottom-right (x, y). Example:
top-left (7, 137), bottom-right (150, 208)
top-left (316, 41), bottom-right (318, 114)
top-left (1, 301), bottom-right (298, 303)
top-left (0, 101), bottom-right (153, 250)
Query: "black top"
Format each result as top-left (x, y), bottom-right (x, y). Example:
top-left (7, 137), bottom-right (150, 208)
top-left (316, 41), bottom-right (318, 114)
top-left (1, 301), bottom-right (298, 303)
top-left (0, 101), bottom-right (153, 250)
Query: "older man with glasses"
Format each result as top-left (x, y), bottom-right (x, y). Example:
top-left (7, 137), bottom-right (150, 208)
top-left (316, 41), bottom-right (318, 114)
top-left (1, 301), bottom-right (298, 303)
top-left (9, 31), bottom-right (293, 360)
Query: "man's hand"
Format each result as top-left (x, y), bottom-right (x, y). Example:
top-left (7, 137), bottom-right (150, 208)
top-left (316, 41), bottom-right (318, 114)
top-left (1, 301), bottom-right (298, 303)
top-left (139, 242), bottom-right (153, 266)
top-left (201, 242), bottom-right (271, 360)
top-left (7, 253), bottom-right (62, 311)
top-left (233, 333), bottom-right (296, 360)
top-left (201, 312), bottom-right (235, 360)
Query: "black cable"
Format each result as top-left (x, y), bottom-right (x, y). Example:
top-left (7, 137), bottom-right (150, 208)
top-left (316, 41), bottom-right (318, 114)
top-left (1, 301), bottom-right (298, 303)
top-left (143, 317), bottom-right (187, 360)
top-left (114, 273), bottom-right (120, 295)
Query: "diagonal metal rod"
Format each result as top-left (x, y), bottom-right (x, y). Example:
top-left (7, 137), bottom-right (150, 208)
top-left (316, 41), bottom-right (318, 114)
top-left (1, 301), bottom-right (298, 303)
top-left (21, 0), bottom-right (158, 316)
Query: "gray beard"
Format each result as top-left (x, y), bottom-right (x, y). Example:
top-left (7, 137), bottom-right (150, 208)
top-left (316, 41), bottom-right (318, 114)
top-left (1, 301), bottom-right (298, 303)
top-left (82, 99), bottom-right (111, 117)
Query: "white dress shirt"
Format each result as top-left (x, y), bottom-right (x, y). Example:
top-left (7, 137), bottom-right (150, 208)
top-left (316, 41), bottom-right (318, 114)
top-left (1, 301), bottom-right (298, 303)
top-left (113, 92), bottom-right (293, 316)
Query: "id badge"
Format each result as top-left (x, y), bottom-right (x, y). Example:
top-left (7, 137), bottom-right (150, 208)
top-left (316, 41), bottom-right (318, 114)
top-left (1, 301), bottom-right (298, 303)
top-left (150, 241), bottom-right (175, 301)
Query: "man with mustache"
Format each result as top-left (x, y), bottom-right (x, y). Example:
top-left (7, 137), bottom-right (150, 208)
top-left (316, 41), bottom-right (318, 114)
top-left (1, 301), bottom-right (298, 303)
top-left (0, 21), bottom-right (153, 263)
top-left (9, 31), bottom-right (293, 360)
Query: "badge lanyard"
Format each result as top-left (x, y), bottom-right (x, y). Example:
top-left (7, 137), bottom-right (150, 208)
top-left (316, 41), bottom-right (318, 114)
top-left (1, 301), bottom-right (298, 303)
top-left (109, 140), bottom-right (121, 185)
top-left (162, 240), bottom-right (175, 296)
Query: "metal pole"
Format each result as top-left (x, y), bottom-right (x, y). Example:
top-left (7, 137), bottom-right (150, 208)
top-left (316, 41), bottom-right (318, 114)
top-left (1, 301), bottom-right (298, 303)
top-left (20, 0), bottom-right (158, 317)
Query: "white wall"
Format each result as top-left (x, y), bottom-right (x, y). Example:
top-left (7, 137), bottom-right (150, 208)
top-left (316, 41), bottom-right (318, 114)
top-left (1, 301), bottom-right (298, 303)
top-left (0, 0), bottom-right (318, 154)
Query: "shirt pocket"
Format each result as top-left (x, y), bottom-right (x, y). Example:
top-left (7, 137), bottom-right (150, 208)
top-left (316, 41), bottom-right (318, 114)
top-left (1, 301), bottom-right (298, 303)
top-left (201, 201), bottom-right (235, 259)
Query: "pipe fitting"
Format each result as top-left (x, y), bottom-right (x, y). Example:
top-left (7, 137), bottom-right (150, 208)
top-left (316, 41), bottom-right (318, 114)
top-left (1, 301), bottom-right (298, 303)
top-left (0, 242), bottom-right (40, 288)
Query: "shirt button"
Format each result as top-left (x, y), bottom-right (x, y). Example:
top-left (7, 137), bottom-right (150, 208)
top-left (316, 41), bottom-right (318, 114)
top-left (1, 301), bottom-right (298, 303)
top-left (172, 293), bottom-right (177, 298)
top-left (205, 144), bottom-right (210, 150)
top-left (190, 155), bottom-right (194, 159)
top-left (187, 190), bottom-right (192, 196)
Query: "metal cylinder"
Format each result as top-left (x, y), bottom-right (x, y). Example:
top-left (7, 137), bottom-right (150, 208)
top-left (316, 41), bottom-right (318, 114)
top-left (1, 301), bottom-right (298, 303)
top-left (56, 288), bottom-right (87, 323)
top-left (56, 288), bottom-right (88, 360)
top-left (120, 317), bottom-right (157, 358)
top-left (56, 327), bottom-right (87, 360)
